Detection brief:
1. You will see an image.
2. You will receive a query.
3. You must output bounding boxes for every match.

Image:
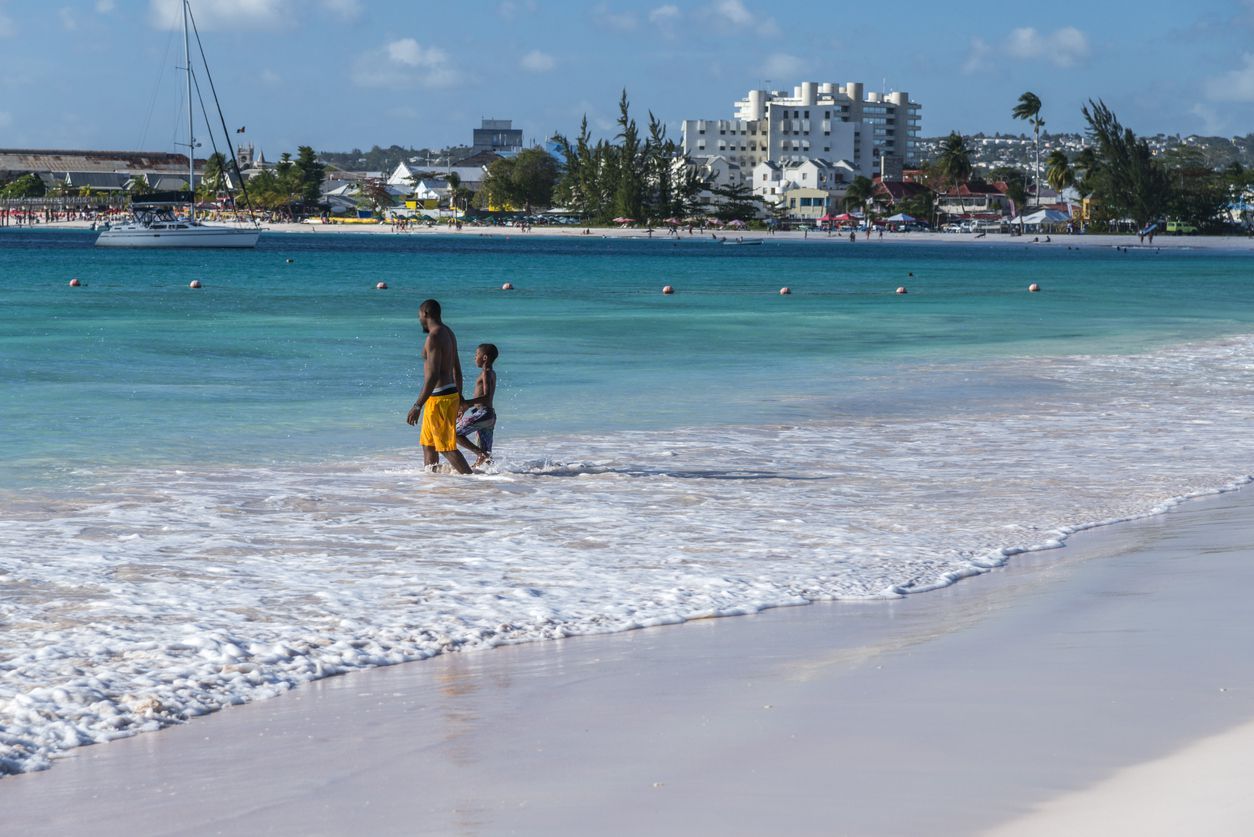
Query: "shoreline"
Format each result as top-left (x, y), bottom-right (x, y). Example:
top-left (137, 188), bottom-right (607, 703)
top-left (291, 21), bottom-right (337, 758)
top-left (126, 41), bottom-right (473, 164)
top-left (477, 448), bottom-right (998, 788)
top-left (14, 218), bottom-right (1254, 252)
top-left (3, 483), bottom-right (1253, 835)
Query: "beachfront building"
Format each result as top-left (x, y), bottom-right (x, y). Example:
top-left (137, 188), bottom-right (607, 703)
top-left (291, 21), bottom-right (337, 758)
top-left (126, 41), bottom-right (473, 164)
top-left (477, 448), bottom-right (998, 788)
top-left (758, 158), bottom-right (855, 199)
top-left (470, 119), bottom-right (523, 155)
top-left (681, 82), bottom-right (921, 180)
top-left (935, 182), bottom-right (1014, 221)
top-left (780, 187), bottom-right (835, 222)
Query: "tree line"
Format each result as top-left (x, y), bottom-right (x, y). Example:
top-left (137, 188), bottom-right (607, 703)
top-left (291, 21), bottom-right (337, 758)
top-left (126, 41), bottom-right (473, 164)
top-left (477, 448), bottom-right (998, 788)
top-left (927, 94), bottom-right (1252, 231)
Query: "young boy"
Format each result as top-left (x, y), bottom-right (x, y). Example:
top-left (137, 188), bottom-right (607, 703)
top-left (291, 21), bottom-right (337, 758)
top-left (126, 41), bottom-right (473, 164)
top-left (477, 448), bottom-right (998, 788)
top-left (456, 343), bottom-right (498, 466)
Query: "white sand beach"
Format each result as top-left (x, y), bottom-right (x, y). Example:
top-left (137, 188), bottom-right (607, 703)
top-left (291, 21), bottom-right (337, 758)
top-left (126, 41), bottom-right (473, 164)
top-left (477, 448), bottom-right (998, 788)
top-left (24, 218), bottom-right (1254, 253)
top-left (2, 485), bottom-right (1252, 836)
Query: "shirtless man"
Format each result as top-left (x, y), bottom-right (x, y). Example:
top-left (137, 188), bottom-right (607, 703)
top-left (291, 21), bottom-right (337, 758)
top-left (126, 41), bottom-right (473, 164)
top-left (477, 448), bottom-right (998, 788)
top-left (405, 299), bottom-right (472, 474)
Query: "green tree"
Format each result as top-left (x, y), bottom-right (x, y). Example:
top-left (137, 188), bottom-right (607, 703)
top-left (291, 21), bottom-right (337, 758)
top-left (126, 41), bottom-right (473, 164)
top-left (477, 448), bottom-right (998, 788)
top-left (1081, 99), bottom-right (1171, 228)
top-left (843, 175), bottom-right (875, 212)
top-left (1045, 149), bottom-right (1075, 193)
top-left (1012, 91), bottom-right (1044, 204)
top-left (443, 171), bottom-right (471, 216)
top-left (1071, 146), bottom-right (1101, 195)
top-left (935, 132), bottom-right (973, 189)
top-left (0, 173), bottom-right (46, 198)
top-left (613, 89), bottom-right (644, 221)
top-left (507, 148), bottom-right (559, 213)
top-left (709, 181), bottom-right (761, 222)
top-left (293, 146), bottom-right (325, 209)
top-left (1161, 146), bottom-right (1228, 229)
top-left (126, 175), bottom-right (154, 196)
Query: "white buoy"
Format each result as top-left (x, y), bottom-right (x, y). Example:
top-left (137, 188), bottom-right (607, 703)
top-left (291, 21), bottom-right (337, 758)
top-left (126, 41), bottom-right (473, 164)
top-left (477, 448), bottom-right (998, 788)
top-left (69, 278), bottom-right (81, 287)
top-left (662, 285), bottom-right (674, 295)
top-left (376, 282), bottom-right (388, 290)
top-left (189, 279), bottom-right (201, 289)
top-left (896, 286), bottom-right (908, 295)
top-left (779, 287), bottom-right (791, 295)
top-left (501, 282), bottom-right (514, 290)
top-left (1028, 283), bottom-right (1040, 293)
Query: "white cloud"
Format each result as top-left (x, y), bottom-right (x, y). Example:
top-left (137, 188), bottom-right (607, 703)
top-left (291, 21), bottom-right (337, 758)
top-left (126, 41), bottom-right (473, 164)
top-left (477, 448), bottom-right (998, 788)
top-left (96, 0), bottom-right (116, 12)
top-left (520, 50), bottom-right (556, 73)
top-left (648, 4), bottom-right (680, 37)
top-left (962, 36), bottom-right (992, 75)
top-left (649, 4), bottom-right (679, 24)
top-left (1205, 52), bottom-right (1254, 102)
top-left (0, 111), bottom-right (12, 129)
top-left (149, 0), bottom-right (289, 30)
top-left (58, 7), bottom-right (78, 30)
top-left (259, 68), bottom-right (282, 86)
top-left (761, 52), bottom-right (805, 80)
top-left (1005, 26), bottom-right (1090, 68)
top-left (321, 0), bottom-right (361, 19)
top-left (712, 0), bottom-right (752, 26)
top-left (498, 0), bottom-right (536, 18)
top-left (593, 3), bottom-right (637, 31)
top-left (0, 7), bottom-right (14, 36)
top-left (352, 38), bottom-right (459, 89)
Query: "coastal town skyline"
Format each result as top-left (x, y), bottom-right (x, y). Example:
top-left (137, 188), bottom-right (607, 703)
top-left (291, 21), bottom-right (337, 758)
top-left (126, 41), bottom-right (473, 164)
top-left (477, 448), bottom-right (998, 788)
top-left (1, 0), bottom-right (1252, 154)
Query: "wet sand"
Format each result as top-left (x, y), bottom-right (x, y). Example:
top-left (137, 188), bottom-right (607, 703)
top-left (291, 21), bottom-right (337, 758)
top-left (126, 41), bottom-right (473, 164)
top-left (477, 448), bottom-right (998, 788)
top-left (2, 485), bottom-right (1253, 836)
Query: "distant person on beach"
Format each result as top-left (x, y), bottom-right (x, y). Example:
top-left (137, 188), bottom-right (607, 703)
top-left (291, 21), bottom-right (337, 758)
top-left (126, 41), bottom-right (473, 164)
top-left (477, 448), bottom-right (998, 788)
top-left (406, 299), bottom-right (472, 475)
top-left (456, 343), bottom-right (499, 467)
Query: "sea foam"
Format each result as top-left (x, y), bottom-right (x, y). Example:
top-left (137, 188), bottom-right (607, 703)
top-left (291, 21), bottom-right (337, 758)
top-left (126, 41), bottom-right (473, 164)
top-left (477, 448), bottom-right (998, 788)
top-left (2, 334), bottom-right (1253, 774)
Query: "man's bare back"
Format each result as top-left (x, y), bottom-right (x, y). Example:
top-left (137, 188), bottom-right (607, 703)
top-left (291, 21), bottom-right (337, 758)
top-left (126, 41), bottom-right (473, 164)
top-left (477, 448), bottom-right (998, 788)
top-left (406, 299), bottom-right (471, 474)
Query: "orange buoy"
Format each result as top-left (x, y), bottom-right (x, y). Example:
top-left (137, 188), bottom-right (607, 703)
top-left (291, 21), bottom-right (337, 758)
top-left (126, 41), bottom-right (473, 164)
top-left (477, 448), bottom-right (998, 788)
top-left (779, 287), bottom-right (791, 295)
top-left (896, 286), bottom-right (908, 295)
top-left (1028, 283), bottom-right (1040, 292)
top-left (189, 279), bottom-right (201, 289)
top-left (376, 281), bottom-right (388, 290)
top-left (68, 278), bottom-right (81, 287)
top-left (662, 285), bottom-right (674, 295)
top-left (501, 282), bottom-right (514, 290)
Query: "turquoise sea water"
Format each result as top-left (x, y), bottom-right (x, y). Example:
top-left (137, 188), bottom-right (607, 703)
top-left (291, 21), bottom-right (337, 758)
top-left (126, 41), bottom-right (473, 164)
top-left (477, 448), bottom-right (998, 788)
top-left (2, 228), bottom-right (1254, 775)
top-left (2, 229), bottom-right (1253, 487)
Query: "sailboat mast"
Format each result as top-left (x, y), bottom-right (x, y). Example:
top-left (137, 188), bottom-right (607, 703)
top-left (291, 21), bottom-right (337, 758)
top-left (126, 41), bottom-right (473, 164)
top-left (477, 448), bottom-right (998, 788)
top-left (184, 0), bottom-right (195, 224)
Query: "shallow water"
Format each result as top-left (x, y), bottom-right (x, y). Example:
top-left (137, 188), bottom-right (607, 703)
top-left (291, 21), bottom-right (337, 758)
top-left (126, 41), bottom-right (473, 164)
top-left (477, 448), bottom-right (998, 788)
top-left (1, 229), bottom-right (1252, 773)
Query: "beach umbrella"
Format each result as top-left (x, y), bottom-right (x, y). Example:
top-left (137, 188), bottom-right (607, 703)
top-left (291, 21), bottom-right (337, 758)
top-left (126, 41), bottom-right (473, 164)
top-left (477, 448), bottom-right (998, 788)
top-left (612, 217), bottom-right (635, 224)
top-left (885, 212), bottom-right (918, 223)
top-left (833, 212), bottom-right (857, 222)
top-left (727, 219), bottom-right (747, 228)
top-left (663, 217), bottom-right (683, 225)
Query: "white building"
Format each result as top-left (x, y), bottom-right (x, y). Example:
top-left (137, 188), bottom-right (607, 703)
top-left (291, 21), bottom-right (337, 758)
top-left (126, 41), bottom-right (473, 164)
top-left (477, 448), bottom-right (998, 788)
top-left (682, 81), bottom-right (921, 179)
top-left (751, 158), bottom-right (856, 202)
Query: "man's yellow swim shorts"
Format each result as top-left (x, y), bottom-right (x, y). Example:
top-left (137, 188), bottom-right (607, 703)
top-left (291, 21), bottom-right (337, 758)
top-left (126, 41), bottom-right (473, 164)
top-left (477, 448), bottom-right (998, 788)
top-left (420, 392), bottom-right (460, 452)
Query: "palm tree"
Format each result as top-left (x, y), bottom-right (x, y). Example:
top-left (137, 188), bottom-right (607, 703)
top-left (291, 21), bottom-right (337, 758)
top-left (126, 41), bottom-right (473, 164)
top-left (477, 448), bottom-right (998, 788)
top-left (1045, 150), bottom-right (1074, 193)
top-left (1012, 91), bottom-right (1043, 206)
top-left (936, 132), bottom-right (972, 189)
top-left (843, 175), bottom-right (875, 212)
top-left (444, 171), bottom-right (469, 218)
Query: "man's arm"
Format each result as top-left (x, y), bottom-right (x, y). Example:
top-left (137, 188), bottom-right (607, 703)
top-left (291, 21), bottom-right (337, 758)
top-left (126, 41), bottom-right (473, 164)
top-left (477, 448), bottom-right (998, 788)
top-left (405, 334), bottom-right (438, 426)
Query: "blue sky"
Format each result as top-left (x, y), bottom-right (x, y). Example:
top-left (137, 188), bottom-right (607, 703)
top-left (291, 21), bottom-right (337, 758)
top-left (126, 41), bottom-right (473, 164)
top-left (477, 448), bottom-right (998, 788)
top-left (1, 0), bottom-right (1253, 157)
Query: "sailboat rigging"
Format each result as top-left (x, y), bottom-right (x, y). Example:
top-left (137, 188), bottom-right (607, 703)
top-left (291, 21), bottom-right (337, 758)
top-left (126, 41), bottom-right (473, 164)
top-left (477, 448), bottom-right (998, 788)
top-left (96, 0), bottom-right (261, 248)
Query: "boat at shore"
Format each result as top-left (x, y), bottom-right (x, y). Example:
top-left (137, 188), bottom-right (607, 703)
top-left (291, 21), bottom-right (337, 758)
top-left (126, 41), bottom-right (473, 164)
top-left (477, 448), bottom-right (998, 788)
top-left (96, 192), bottom-right (260, 248)
top-left (95, 0), bottom-right (259, 249)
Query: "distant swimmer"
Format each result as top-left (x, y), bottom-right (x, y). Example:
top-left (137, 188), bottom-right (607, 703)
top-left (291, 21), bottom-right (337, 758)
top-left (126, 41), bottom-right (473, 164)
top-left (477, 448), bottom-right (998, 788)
top-left (406, 299), bottom-right (473, 474)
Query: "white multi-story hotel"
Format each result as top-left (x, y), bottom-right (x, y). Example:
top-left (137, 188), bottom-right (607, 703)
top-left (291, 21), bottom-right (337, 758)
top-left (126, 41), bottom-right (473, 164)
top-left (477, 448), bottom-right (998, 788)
top-left (681, 81), bottom-right (921, 181)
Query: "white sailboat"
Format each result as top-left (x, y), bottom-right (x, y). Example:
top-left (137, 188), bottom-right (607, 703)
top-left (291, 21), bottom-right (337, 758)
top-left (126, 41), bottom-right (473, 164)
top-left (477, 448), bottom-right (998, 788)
top-left (96, 0), bottom-right (260, 249)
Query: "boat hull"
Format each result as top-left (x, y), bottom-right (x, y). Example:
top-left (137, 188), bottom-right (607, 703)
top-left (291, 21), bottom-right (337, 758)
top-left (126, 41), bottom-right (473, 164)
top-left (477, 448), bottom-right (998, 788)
top-left (95, 226), bottom-right (261, 248)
